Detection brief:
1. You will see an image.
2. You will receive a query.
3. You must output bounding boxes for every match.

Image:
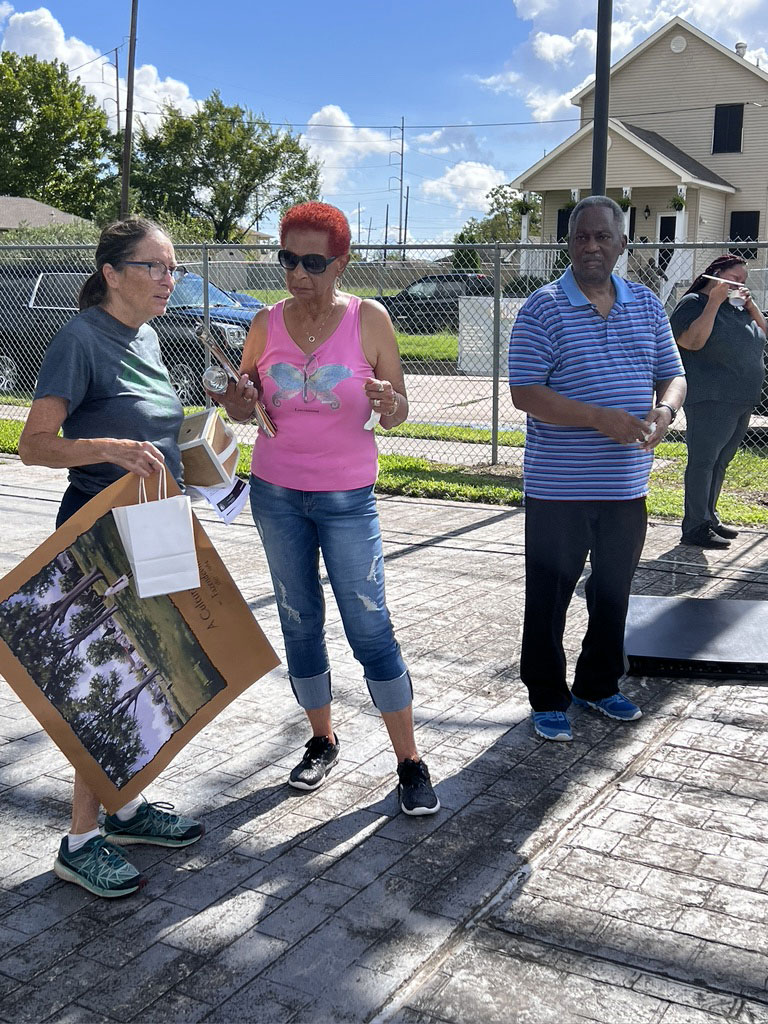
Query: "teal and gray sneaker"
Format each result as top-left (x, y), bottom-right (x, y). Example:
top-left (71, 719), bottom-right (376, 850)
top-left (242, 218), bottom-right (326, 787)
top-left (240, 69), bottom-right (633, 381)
top-left (103, 800), bottom-right (204, 847)
top-left (53, 836), bottom-right (146, 898)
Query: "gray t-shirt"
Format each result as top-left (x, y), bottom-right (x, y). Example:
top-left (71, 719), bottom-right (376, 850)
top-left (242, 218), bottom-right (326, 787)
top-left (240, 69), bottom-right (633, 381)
top-left (670, 293), bottom-right (766, 407)
top-left (35, 305), bottom-right (184, 494)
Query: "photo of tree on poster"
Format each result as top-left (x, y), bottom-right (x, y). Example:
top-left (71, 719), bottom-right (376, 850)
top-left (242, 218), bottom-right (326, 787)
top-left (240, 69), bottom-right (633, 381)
top-left (0, 512), bottom-right (227, 788)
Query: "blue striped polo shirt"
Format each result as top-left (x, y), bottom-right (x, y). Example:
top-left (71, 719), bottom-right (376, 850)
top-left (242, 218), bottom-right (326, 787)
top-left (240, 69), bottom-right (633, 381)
top-left (508, 266), bottom-right (683, 500)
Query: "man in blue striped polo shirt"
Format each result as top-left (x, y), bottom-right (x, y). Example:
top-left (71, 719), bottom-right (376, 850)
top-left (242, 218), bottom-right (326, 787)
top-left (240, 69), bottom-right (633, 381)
top-left (509, 196), bottom-right (686, 742)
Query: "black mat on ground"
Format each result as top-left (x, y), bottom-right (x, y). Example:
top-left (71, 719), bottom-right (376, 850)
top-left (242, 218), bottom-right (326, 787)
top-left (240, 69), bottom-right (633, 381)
top-left (625, 595), bottom-right (768, 680)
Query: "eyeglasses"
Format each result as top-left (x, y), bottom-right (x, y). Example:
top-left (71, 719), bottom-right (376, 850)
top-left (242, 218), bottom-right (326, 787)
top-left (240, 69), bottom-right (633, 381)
top-left (277, 249), bottom-right (337, 275)
top-left (120, 260), bottom-right (187, 283)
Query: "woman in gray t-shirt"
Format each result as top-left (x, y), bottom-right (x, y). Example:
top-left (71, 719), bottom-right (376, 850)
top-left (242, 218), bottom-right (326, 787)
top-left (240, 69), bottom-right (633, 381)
top-left (18, 217), bottom-right (203, 899)
top-left (671, 253), bottom-right (767, 549)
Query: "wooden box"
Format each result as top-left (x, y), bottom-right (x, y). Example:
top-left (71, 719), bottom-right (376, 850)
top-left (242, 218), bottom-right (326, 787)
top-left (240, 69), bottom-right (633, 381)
top-left (178, 410), bottom-right (239, 487)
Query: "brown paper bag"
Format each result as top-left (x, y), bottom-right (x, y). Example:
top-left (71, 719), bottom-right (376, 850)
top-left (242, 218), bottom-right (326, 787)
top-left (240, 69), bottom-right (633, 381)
top-left (0, 472), bottom-right (279, 812)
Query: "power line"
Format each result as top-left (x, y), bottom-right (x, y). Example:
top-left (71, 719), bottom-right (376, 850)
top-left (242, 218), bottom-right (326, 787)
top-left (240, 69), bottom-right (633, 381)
top-left (68, 45), bottom-right (125, 74)
top-left (125, 100), bottom-right (768, 131)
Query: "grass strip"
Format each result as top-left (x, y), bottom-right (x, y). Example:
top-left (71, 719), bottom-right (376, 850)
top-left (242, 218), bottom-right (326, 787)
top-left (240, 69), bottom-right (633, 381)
top-left (0, 419), bottom-right (24, 453)
top-left (3, 418), bottom-right (768, 525)
top-left (378, 422), bottom-right (525, 446)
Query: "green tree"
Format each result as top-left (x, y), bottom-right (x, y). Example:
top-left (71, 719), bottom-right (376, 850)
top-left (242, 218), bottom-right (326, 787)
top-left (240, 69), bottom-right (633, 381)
top-left (132, 91), bottom-right (321, 242)
top-left (0, 52), bottom-right (113, 218)
top-left (453, 186), bottom-right (542, 248)
top-left (65, 670), bottom-right (147, 786)
top-left (86, 632), bottom-right (125, 667)
top-left (452, 226), bottom-right (481, 270)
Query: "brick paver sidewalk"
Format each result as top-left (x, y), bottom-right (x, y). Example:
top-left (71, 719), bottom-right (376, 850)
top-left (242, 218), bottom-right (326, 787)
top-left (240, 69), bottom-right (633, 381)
top-left (0, 459), bottom-right (766, 1023)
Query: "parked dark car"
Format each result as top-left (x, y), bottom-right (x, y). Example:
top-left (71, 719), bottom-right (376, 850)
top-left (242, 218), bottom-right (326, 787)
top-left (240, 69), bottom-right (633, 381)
top-left (375, 273), bottom-right (494, 333)
top-left (221, 287), bottom-right (265, 310)
top-left (0, 266), bottom-right (261, 405)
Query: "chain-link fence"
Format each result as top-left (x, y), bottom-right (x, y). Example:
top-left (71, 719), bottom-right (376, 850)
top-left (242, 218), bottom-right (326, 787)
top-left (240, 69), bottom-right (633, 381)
top-left (1, 240), bottom-right (767, 482)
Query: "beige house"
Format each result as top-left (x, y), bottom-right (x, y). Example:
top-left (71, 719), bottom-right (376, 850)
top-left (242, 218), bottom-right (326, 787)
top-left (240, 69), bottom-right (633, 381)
top-left (512, 17), bottom-right (768, 297)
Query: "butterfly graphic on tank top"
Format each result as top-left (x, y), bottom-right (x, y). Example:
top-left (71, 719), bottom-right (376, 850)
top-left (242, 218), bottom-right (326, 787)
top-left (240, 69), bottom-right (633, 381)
top-left (265, 356), bottom-right (353, 410)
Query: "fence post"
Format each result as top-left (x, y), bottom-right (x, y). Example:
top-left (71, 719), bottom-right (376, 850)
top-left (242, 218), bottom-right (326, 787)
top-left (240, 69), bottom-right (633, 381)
top-left (491, 243), bottom-right (501, 465)
top-left (202, 243), bottom-right (212, 408)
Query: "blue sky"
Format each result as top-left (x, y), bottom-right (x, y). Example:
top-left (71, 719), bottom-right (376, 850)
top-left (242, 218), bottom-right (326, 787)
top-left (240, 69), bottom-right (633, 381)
top-left (2, 1), bottom-right (767, 241)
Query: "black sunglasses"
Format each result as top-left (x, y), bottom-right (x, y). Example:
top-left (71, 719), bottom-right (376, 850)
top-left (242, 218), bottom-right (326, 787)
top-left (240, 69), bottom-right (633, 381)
top-left (277, 249), bottom-right (338, 275)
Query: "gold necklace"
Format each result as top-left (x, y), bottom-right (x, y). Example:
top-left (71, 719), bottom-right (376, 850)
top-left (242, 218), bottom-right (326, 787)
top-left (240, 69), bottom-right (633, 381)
top-left (303, 299), bottom-right (336, 345)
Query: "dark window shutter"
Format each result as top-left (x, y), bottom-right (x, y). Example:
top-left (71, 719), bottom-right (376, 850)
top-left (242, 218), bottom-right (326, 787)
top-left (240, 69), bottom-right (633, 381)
top-left (713, 104), bottom-right (744, 153)
top-left (729, 211), bottom-right (759, 260)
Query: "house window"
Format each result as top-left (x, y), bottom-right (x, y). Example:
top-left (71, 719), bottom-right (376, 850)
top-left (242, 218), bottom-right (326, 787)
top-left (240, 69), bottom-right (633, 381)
top-left (712, 104), bottom-right (743, 153)
top-left (729, 211), bottom-right (759, 260)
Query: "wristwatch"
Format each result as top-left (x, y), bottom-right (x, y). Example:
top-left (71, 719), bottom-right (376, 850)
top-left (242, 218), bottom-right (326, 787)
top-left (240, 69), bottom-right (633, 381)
top-left (656, 402), bottom-right (678, 423)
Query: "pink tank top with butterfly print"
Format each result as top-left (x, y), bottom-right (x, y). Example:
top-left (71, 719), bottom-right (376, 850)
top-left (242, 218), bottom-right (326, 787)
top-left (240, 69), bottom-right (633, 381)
top-left (251, 295), bottom-right (379, 491)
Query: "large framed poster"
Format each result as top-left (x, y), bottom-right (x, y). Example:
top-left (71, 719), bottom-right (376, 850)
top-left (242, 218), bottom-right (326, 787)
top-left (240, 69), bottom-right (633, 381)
top-left (0, 472), bottom-right (279, 812)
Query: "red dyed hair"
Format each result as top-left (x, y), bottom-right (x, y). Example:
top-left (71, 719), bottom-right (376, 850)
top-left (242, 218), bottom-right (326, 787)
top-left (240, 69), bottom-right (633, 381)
top-left (280, 202), bottom-right (351, 256)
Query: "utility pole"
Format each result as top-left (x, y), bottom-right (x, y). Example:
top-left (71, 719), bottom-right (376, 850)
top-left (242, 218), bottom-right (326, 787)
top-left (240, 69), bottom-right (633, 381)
top-left (403, 185), bottom-right (410, 250)
top-left (114, 47), bottom-right (121, 135)
top-left (398, 116), bottom-right (405, 252)
top-left (383, 204), bottom-right (389, 264)
top-left (357, 203), bottom-right (361, 244)
top-left (120, 0), bottom-right (139, 219)
top-left (591, 0), bottom-right (613, 196)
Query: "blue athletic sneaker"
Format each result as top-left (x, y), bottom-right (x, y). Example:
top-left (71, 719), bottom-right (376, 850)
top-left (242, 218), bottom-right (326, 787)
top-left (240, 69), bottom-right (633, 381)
top-left (103, 800), bottom-right (204, 847)
top-left (532, 711), bottom-right (572, 741)
top-left (572, 693), bottom-right (642, 721)
top-left (53, 836), bottom-right (146, 898)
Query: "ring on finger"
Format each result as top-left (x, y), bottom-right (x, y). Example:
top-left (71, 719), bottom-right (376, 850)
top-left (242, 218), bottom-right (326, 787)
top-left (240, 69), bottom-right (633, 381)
top-left (373, 399), bottom-right (381, 408)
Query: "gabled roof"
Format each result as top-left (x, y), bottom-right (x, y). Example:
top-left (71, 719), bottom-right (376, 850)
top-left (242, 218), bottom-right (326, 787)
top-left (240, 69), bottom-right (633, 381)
top-left (511, 118), bottom-right (736, 193)
top-left (571, 17), bottom-right (768, 106)
top-left (620, 124), bottom-right (734, 188)
top-left (0, 196), bottom-right (90, 231)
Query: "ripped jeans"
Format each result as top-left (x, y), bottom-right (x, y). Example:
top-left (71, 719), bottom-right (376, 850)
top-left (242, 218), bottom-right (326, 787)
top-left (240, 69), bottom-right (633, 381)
top-left (249, 476), bottom-right (412, 714)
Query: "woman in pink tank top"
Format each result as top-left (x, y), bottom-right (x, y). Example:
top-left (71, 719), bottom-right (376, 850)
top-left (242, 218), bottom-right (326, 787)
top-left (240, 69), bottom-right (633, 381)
top-left (212, 202), bottom-right (439, 817)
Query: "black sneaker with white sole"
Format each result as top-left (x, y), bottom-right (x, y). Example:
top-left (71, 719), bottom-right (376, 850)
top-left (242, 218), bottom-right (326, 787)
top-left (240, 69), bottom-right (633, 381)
top-left (288, 733), bottom-right (340, 790)
top-left (397, 758), bottom-right (440, 816)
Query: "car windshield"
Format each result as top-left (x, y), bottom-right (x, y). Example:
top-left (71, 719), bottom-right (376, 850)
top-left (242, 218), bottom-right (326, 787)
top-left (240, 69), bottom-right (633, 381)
top-left (167, 274), bottom-right (240, 309)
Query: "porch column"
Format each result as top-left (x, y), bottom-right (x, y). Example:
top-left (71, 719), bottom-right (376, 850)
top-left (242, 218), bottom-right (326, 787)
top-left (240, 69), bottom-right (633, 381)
top-left (616, 188), bottom-right (631, 276)
top-left (520, 192), bottom-right (531, 275)
top-left (675, 185), bottom-right (693, 284)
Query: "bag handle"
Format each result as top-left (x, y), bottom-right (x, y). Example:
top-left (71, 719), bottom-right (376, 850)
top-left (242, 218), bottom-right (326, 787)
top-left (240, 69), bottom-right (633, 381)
top-left (137, 467), bottom-right (168, 504)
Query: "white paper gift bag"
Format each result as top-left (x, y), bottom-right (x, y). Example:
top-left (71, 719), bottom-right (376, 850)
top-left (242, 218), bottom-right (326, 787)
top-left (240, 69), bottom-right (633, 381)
top-left (112, 472), bottom-right (200, 598)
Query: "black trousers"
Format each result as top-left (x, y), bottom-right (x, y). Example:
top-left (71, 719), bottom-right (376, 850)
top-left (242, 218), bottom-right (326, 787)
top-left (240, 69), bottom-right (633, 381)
top-left (682, 400), bottom-right (752, 537)
top-left (56, 484), bottom-right (96, 528)
top-left (521, 497), bottom-right (647, 712)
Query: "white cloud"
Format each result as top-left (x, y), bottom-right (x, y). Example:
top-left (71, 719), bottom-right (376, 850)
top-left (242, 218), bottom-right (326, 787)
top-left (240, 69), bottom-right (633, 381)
top-left (421, 162), bottom-right (508, 214)
top-left (305, 104), bottom-right (394, 193)
top-left (512, 0), bottom-right (561, 19)
top-left (529, 70), bottom-right (595, 121)
top-left (0, 3), bottom-right (13, 26)
top-left (524, 85), bottom-right (576, 122)
top-left (413, 126), bottom-right (494, 163)
top-left (0, 6), bottom-right (198, 132)
top-left (533, 28), bottom-right (596, 66)
top-left (472, 70), bottom-right (521, 95)
top-left (745, 45), bottom-right (768, 66)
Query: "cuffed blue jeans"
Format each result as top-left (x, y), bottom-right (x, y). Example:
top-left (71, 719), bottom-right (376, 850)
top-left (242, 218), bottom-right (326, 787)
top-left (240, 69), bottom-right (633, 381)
top-left (249, 476), bottom-right (412, 713)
